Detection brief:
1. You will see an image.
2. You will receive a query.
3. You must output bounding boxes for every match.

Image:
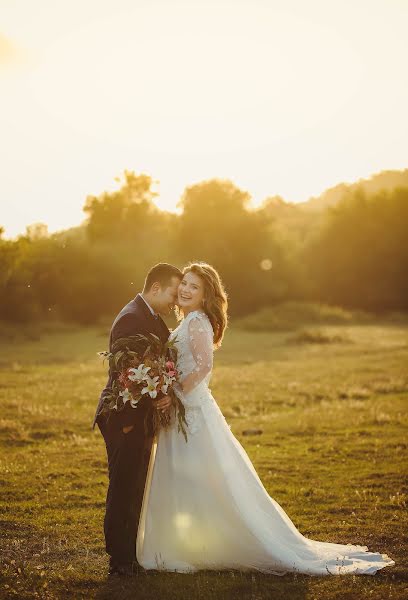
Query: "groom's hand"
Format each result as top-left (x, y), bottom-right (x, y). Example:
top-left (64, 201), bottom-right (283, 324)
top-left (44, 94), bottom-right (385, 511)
top-left (153, 395), bottom-right (172, 411)
top-left (122, 425), bottom-right (134, 434)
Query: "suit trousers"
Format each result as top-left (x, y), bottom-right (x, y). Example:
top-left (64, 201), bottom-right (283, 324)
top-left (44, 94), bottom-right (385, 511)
top-left (98, 410), bottom-right (153, 566)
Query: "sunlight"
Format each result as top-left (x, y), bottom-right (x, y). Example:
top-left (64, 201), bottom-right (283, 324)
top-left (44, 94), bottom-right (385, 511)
top-left (0, 0), bottom-right (407, 236)
top-left (173, 512), bottom-right (221, 553)
top-left (174, 513), bottom-right (192, 530)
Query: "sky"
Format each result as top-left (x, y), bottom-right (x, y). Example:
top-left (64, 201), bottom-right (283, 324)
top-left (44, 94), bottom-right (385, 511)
top-left (1, 0), bottom-right (407, 238)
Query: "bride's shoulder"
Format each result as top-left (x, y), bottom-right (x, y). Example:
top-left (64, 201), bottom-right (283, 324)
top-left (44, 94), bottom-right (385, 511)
top-left (184, 310), bottom-right (213, 333)
top-left (185, 309), bottom-right (206, 320)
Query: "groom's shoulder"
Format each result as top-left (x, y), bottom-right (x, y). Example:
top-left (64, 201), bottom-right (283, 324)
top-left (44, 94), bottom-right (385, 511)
top-left (119, 297), bottom-right (140, 316)
top-left (112, 297), bottom-right (143, 328)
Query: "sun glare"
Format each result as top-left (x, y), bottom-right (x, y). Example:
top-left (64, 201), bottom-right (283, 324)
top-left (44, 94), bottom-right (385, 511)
top-left (0, 0), bottom-right (407, 236)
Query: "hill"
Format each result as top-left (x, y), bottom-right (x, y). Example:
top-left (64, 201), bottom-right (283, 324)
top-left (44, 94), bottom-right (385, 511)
top-left (299, 168), bottom-right (408, 212)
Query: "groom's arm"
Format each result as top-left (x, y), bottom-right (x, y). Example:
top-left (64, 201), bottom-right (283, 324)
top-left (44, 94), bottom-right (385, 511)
top-left (111, 312), bottom-right (139, 345)
top-left (108, 312), bottom-right (171, 429)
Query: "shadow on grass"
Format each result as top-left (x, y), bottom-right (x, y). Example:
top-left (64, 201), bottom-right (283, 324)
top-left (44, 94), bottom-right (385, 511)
top-left (93, 570), bottom-right (309, 600)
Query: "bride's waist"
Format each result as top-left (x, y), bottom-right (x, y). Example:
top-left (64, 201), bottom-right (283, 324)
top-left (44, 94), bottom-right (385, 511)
top-left (182, 382), bottom-right (213, 407)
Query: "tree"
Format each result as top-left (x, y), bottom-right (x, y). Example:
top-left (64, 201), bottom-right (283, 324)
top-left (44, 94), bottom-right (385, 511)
top-left (304, 186), bottom-right (408, 311)
top-left (177, 179), bottom-right (292, 315)
top-left (25, 223), bottom-right (49, 241)
top-left (83, 170), bottom-right (159, 242)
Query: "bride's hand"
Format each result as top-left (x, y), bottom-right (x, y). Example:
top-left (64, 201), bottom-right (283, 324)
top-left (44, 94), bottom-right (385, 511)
top-left (153, 395), bottom-right (172, 412)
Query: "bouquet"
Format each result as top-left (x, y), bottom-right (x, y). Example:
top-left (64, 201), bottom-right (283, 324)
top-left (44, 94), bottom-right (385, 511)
top-left (98, 333), bottom-right (187, 441)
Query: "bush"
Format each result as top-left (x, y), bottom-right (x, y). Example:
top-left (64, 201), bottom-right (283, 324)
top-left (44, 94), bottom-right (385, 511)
top-left (286, 328), bottom-right (353, 345)
top-left (233, 301), bottom-right (372, 332)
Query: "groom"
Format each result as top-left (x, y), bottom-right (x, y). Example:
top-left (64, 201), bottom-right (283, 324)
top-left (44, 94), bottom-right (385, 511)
top-left (93, 262), bottom-right (182, 576)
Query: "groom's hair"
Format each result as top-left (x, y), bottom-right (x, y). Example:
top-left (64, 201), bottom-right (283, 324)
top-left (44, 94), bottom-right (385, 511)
top-left (143, 263), bottom-right (183, 292)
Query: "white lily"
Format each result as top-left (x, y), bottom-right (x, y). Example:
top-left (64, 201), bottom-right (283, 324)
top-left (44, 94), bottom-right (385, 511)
top-left (130, 397), bottom-right (140, 408)
top-left (128, 364), bottom-right (151, 382)
top-left (119, 388), bottom-right (131, 404)
top-left (164, 373), bottom-right (176, 385)
top-left (161, 383), bottom-right (169, 395)
top-left (141, 375), bottom-right (160, 398)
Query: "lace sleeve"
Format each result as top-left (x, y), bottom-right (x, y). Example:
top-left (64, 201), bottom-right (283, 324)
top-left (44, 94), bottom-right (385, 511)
top-left (177, 314), bottom-right (213, 396)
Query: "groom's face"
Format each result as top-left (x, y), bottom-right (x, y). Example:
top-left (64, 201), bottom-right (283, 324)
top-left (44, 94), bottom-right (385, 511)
top-left (154, 276), bottom-right (181, 316)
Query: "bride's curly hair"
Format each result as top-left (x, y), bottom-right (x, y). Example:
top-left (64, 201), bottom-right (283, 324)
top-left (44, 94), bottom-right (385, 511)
top-left (181, 262), bottom-right (228, 348)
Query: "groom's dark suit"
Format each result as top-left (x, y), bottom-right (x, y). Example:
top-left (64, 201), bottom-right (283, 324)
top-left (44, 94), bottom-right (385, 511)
top-left (93, 294), bottom-right (170, 568)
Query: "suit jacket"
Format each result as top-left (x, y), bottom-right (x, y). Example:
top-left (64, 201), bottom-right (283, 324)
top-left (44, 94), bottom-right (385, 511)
top-left (93, 294), bottom-right (170, 430)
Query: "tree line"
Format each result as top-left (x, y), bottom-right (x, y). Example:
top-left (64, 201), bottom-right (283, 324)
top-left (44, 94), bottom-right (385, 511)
top-left (1, 170), bottom-right (407, 324)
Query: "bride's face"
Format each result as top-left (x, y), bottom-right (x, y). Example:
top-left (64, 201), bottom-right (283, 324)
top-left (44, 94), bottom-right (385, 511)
top-left (178, 271), bottom-right (205, 313)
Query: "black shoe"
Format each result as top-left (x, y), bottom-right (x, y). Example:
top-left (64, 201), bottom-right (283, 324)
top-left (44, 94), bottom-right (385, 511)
top-left (108, 562), bottom-right (134, 577)
top-left (131, 561), bottom-right (147, 576)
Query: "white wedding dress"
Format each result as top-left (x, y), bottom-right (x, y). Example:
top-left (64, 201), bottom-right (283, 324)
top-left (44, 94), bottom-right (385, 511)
top-left (136, 310), bottom-right (395, 576)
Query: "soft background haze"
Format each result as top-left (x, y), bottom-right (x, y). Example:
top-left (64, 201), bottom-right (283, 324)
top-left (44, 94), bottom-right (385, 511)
top-left (1, 4), bottom-right (407, 597)
top-left (1, 0), bottom-right (408, 237)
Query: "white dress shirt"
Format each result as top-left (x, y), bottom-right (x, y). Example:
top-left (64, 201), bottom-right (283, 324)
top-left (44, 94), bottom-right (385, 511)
top-left (138, 293), bottom-right (158, 317)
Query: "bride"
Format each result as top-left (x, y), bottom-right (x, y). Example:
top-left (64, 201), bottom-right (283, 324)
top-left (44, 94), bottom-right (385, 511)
top-left (136, 262), bottom-right (395, 576)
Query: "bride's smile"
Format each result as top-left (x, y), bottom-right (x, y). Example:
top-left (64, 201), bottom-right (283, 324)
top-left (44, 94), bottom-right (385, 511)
top-left (177, 272), bottom-right (205, 314)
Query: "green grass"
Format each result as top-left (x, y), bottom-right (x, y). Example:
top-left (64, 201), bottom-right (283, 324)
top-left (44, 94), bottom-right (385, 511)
top-left (0, 318), bottom-right (407, 599)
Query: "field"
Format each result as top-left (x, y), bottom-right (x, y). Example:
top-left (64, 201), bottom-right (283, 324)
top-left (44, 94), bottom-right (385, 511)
top-left (0, 316), bottom-right (407, 599)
